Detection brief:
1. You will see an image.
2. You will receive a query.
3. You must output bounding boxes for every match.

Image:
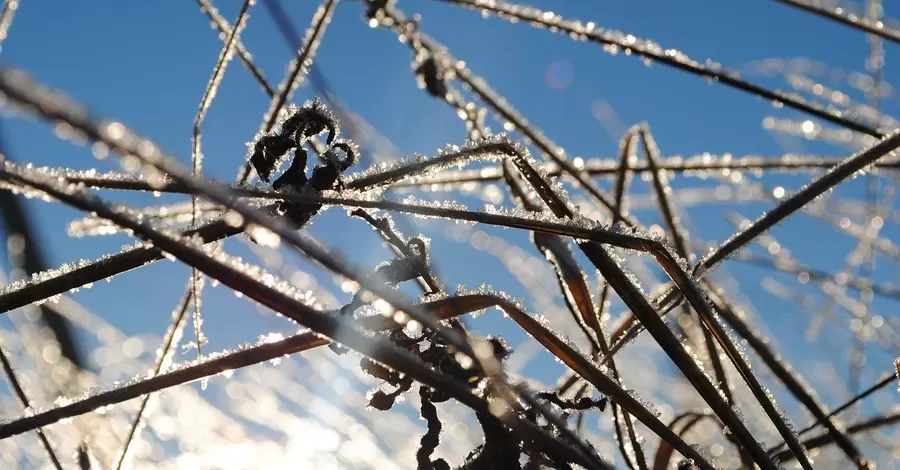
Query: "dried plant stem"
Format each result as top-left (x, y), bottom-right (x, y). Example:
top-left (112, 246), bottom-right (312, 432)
top-left (186, 0), bottom-right (254, 360)
top-left (504, 156), bottom-right (649, 469)
top-left (773, 411), bottom-right (900, 463)
top-left (769, 371), bottom-right (897, 453)
top-left (387, 154), bottom-right (900, 187)
top-left (774, 0), bottom-right (900, 45)
top-left (697, 131), bottom-right (900, 274)
top-left (637, 127), bottom-right (753, 467)
top-left (706, 287), bottom-right (868, 467)
top-left (438, 294), bottom-right (716, 470)
top-left (0, 211), bottom-right (251, 314)
top-left (112, 289), bottom-right (194, 470)
top-left (31, 153), bottom-right (900, 195)
top-left (608, 127), bottom-right (900, 366)
top-left (724, 250), bottom-right (900, 300)
top-left (506, 152), bottom-right (810, 468)
top-left (195, 0), bottom-right (276, 97)
top-left (651, 411), bottom-right (723, 470)
top-left (437, 0), bottom-right (881, 137)
top-left (0, 341), bottom-right (64, 469)
top-left (0, 0), bottom-right (19, 51)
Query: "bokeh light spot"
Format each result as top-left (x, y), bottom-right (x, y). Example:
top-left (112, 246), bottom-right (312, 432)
top-left (545, 60), bottom-right (574, 90)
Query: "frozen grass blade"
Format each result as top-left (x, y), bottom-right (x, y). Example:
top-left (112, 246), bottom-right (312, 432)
top-left (0, 157), bottom-right (86, 369)
top-left (637, 127), bottom-right (690, 262)
top-left (186, 0), bottom-right (254, 359)
top-left (503, 159), bottom-right (650, 470)
top-left (432, 293), bottom-right (716, 470)
top-left (725, 250), bottom-right (900, 301)
top-left (697, 129), bottom-right (900, 275)
top-left (500, 149), bottom-right (809, 468)
top-left (611, 128), bottom-right (639, 221)
top-left (0, 297), bottom-right (466, 440)
top-left (0, 204), bottom-right (253, 314)
top-left (591, 130), bottom-right (653, 469)
top-left (636, 126), bottom-right (752, 466)
top-left (640, 126), bottom-right (737, 402)
top-left (436, 0), bottom-right (883, 137)
top-left (705, 286), bottom-right (870, 468)
top-left (502, 160), bottom-right (602, 353)
top-left (367, 2), bottom-right (640, 226)
top-left (610, 127), bottom-right (900, 359)
top-left (768, 371), bottom-right (897, 451)
top-left (67, 201), bottom-right (224, 238)
top-left (714, 174), bottom-right (900, 267)
top-left (385, 153), bottom-right (900, 189)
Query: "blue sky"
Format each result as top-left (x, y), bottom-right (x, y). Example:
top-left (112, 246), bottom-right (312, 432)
top-left (1, 0), bottom-right (898, 466)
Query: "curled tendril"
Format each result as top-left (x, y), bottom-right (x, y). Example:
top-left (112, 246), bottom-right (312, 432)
top-left (281, 98), bottom-right (338, 147)
top-left (308, 139), bottom-right (358, 192)
top-left (257, 100), bottom-right (360, 230)
top-left (250, 98), bottom-right (339, 182)
top-left (407, 236), bottom-right (430, 263)
top-left (324, 139), bottom-right (359, 172)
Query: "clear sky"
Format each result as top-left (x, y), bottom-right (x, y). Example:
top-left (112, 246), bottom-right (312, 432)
top-left (1, 0), bottom-right (898, 467)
